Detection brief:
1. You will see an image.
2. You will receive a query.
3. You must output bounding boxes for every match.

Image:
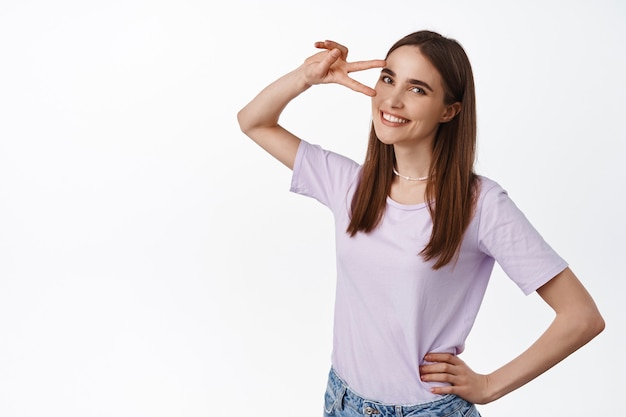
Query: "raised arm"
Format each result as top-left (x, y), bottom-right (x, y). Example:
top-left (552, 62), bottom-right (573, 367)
top-left (420, 267), bottom-right (605, 404)
top-left (236, 41), bottom-right (385, 169)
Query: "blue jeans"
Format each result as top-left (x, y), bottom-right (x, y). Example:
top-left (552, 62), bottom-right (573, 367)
top-left (323, 368), bottom-right (481, 417)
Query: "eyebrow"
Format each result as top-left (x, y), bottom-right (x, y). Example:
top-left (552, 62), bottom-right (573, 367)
top-left (381, 68), bottom-right (434, 92)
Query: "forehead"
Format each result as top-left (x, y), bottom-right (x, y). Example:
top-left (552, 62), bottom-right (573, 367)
top-left (385, 45), bottom-right (442, 87)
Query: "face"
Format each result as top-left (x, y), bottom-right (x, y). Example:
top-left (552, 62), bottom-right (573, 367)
top-left (371, 45), bottom-right (458, 148)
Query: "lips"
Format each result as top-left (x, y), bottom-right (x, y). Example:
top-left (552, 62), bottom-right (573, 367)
top-left (381, 111), bottom-right (409, 124)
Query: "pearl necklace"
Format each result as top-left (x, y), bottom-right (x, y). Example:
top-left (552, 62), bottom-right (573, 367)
top-left (392, 167), bottom-right (428, 181)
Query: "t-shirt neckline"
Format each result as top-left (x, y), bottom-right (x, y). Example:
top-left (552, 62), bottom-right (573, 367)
top-left (386, 196), bottom-right (429, 211)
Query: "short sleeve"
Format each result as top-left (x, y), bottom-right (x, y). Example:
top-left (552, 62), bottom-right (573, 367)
top-left (290, 140), bottom-right (361, 213)
top-left (477, 182), bottom-right (568, 295)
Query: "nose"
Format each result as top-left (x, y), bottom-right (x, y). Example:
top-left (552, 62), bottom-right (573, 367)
top-left (383, 86), bottom-right (404, 109)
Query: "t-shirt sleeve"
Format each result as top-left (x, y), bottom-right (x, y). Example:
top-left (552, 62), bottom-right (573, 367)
top-left (477, 182), bottom-right (569, 295)
top-left (290, 140), bottom-right (361, 213)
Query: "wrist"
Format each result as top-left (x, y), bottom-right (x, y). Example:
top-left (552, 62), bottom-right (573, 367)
top-left (479, 373), bottom-right (497, 404)
top-left (481, 371), bottom-right (513, 404)
top-left (292, 64), bottom-right (315, 92)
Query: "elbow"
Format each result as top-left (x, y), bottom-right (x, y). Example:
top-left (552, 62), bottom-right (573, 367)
top-left (590, 311), bottom-right (606, 338)
top-left (237, 108), bottom-right (252, 135)
top-left (576, 309), bottom-right (605, 344)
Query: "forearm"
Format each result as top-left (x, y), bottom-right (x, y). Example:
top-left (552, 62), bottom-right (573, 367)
top-left (236, 43), bottom-right (383, 168)
top-left (422, 269), bottom-right (605, 404)
top-left (236, 67), bottom-right (310, 168)
top-left (237, 67), bottom-right (310, 134)
top-left (485, 301), bottom-right (604, 402)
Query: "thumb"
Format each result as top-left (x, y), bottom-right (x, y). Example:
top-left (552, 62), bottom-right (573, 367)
top-left (312, 48), bottom-right (341, 80)
top-left (323, 48), bottom-right (341, 67)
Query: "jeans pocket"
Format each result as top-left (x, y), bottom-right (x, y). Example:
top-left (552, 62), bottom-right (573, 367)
top-left (323, 383), bottom-right (337, 415)
top-left (437, 398), bottom-right (480, 417)
top-left (459, 402), bottom-right (481, 417)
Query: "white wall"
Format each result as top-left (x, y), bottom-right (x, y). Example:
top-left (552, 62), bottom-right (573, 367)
top-left (0, 0), bottom-right (624, 416)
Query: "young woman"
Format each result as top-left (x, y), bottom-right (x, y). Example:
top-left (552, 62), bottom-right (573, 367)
top-left (237, 30), bottom-right (604, 417)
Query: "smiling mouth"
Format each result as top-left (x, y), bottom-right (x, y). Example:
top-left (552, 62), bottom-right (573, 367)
top-left (381, 111), bottom-right (409, 124)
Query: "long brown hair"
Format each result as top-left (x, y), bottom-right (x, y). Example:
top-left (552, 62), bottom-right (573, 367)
top-left (347, 30), bottom-right (478, 270)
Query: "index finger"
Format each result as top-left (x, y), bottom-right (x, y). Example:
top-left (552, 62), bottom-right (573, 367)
top-left (347, 59), bottom-right (386, 73)
top-left (424, 353), bottom-right (460, 364)
top-left (342, 59), bottom-right (386, 96)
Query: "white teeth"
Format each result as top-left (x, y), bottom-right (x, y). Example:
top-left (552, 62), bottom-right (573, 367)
top-left (382, 112), bottom-right (408, 124)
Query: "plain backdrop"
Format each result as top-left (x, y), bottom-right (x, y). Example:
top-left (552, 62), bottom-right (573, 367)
top-left (0, 0), bottom-right (624, 416)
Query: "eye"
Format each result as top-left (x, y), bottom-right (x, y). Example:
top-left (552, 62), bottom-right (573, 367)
top-left (410, 86), bottom-right (425, 95)
top-left (381, 75), bottom-right (393, 84)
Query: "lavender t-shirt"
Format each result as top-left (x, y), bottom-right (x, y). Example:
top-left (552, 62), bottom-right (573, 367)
top-left (290, 140), bottom-right (567, 405)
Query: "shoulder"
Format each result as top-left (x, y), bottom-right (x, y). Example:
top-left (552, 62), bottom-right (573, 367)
top-left (296, 140), bottom-right (360, 170)
top-left (473, 175), bottom-right (533, 235)
top-left (291, 140), bottom-right (362, 209)
top-left (294, 140), bottom-right (362, 183)
top-left (473, 175), bottom-right (525, 226)
top-left (475, 175), bottom-right (507, 205)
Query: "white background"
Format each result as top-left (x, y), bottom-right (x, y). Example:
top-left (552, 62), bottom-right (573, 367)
top-left (0, 0), bottom-right (624, 416)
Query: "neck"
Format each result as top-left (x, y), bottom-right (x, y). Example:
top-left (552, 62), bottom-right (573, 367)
top-left (393, 144), bottom-right (432, 180)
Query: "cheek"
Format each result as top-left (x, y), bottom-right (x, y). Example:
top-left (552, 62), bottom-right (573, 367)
top-left (414, 100), bottom-right (445, 121)
top-left (372, 84), bottom-right (385, 105)
top-left (371, 97), bottom-right (380, 116)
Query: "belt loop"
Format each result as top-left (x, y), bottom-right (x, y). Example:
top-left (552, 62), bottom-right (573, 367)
top-left (336, 385), bottom-right (346, 411)
top-left (395, 405), bottom-right (403, 417)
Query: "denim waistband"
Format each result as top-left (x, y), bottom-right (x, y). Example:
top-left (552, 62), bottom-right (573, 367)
top-left (326, 367), bottom-right (475, 417)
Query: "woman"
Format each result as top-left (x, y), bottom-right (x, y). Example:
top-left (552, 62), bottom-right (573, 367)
top-left (237, 30), bottom-right (604, 416)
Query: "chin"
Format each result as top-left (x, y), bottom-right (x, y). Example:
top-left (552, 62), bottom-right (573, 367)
top-left (372, 126), bottom-right (393, 145)
top-left (376, 136), bottom-right (396, 146)
top-left (373, 129), bottom-right (400, 146)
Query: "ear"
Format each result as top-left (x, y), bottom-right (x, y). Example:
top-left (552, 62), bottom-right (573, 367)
top-left (440, 102), bottom-right (461, 123)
